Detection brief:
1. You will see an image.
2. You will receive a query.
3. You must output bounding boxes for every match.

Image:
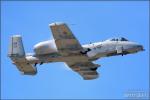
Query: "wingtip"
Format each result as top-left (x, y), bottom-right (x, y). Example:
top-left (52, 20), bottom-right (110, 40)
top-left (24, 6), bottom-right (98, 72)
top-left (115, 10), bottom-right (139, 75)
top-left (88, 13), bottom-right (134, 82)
top-left (12, 35), bottom-right (22, 38)
top-left (49, 22), bottom-right (65, 26)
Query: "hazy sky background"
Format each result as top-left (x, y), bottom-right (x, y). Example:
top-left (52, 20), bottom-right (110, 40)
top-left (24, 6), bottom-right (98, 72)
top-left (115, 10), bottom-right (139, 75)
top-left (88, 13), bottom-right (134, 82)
top-left (1, 1), bottom-right (149, 99)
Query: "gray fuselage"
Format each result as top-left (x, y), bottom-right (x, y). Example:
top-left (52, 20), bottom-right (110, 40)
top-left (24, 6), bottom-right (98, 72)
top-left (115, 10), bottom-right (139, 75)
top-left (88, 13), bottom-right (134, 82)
top-left (25, 38), bottom-right (144, 65)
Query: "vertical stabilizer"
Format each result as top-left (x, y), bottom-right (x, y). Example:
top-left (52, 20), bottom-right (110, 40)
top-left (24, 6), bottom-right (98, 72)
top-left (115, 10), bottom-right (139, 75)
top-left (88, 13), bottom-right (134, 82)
top-left (8, 35), bottom-right (25, 57)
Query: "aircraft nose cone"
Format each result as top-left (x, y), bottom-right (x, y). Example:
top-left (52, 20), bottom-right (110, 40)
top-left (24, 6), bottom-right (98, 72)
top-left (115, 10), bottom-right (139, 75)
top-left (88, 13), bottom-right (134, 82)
top-left (135, 45), bottom-right (144, 51)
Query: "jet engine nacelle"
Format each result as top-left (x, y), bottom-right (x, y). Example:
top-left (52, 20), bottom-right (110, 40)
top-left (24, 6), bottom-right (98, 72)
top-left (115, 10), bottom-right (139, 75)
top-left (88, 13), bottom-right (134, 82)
top-left (34, 40), bottom-right (58, 55)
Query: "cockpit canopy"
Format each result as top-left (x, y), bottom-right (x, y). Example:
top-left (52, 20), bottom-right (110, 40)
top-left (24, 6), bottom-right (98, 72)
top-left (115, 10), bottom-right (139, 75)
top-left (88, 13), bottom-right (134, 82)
top-left (106, 37), bottom-right (128, 41)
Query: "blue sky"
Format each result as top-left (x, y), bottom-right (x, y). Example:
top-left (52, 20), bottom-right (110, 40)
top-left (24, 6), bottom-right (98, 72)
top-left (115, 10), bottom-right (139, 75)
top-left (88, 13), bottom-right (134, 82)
top-left (1, 1), bottom-right (149, 99)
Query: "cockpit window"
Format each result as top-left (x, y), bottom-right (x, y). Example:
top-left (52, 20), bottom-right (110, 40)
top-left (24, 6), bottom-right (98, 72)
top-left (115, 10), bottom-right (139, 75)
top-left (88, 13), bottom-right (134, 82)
top-left (111, 39), bottom-right (116, 41)
top-left (119, 37), bottom-right (128, 41)
top-left (108, 37), bottom-right (128, 41)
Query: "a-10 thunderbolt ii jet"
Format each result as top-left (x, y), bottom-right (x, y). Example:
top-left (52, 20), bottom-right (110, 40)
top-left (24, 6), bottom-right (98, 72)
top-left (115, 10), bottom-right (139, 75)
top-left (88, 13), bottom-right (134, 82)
top-left (8, 22), bottom-right (144, 80)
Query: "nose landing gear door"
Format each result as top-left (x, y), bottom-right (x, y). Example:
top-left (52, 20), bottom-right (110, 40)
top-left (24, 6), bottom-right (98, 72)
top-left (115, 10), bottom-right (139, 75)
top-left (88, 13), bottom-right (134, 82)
top-left (116, 46), bottom-right (123, 54)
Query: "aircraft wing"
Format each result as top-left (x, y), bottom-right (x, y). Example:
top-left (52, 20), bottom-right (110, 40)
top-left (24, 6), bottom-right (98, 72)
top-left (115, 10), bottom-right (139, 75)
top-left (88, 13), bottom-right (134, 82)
top-left (12, 58), bottom-right (37, 75)
top-left (50, 22), bottom-right (100, 80)
top-left (49, 22), bottom-right (84, 56)
top-left (66, 61), bottom-right (100, 80)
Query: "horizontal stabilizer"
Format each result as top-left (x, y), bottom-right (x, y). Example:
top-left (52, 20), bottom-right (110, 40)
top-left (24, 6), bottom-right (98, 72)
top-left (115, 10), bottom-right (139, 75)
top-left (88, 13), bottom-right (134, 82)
top-left (13, 60), bottom-right (37, 75)
top-left (8, 35), bottom-right (37, 75)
